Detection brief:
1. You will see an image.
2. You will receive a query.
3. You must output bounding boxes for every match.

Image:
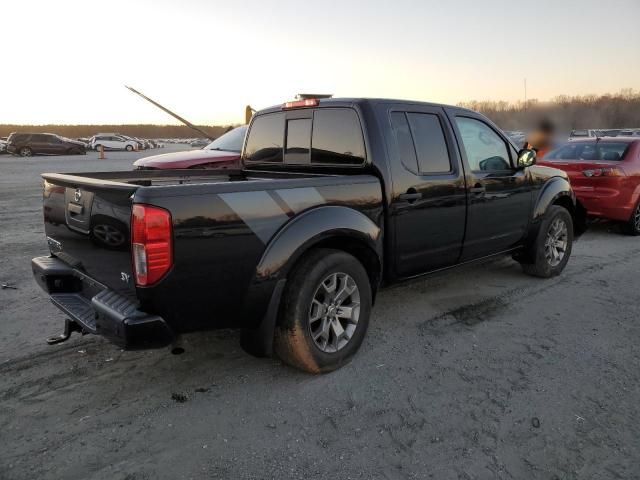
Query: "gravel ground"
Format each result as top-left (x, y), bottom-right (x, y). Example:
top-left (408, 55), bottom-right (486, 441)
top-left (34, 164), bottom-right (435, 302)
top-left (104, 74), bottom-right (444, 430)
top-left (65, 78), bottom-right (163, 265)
top-left (0, 149), bottom-right (639, 479)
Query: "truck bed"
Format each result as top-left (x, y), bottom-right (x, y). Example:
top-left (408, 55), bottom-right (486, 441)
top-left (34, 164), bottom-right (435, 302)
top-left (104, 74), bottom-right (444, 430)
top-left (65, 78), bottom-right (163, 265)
top-left (42, 168), bottom-right (345, 189)
top-left (38, 167), bottom-right (384, 340)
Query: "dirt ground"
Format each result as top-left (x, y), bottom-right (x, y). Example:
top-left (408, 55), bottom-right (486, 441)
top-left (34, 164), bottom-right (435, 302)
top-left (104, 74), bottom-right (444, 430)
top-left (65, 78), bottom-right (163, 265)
top-left (1, 149), bottom-right (639, 479)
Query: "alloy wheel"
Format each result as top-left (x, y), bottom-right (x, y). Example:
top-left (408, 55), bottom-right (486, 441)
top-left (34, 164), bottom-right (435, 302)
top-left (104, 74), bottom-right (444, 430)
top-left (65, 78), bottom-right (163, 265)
top-left (308, 272), bottom-right (361, 353)
top-left (544, 217), bottom-right (568, 267)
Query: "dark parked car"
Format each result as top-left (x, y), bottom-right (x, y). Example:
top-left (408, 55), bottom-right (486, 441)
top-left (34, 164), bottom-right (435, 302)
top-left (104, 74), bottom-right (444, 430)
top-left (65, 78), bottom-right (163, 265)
top-left (7, 133), bottom-right (86, 157)
top-left (33, 97), bottom-right (584, 373)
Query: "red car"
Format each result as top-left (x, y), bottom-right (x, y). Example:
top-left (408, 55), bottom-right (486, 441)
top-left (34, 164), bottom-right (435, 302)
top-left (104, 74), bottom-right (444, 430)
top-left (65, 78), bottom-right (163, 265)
top-left (133, 126), bottom-right (246, 170)
top-left (538, 138), bottom-right (640, 235)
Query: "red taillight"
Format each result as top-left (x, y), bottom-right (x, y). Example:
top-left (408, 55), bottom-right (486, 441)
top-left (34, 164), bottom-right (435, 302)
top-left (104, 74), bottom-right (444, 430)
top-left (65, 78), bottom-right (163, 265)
top-left (131, 204), bottom-right (172, 286)
top-left (583, 167), bottom-right (625, 177)
top-left (282, 99), bottom-right (319, 109)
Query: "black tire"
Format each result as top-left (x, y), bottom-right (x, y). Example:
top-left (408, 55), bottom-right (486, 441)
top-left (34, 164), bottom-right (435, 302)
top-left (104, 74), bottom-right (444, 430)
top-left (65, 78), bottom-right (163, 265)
top-left (125, 145), bottom-right (133, 152)
top-left (94, 144), bottom-right (103, 151)
top-left (274, 248), bottom-right (372, 373)
top-left (521, 205), bottom-right (573, 278)
top-left (19, 147), bottom-right (32, 157)
top-left (622, 201), bottom-right (640, 236)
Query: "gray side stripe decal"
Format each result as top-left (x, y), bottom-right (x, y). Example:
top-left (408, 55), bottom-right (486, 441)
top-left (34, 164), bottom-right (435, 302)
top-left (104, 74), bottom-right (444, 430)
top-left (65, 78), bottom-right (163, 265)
top-left (275, 187), bottom-right (325, 214)
top-left (219, 191), bottom-right (289, 244)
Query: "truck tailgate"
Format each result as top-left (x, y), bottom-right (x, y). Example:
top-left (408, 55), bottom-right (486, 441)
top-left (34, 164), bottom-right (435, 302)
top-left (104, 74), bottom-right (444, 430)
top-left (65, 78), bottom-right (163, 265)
top-left (42, 173), bottom-right (138, 295)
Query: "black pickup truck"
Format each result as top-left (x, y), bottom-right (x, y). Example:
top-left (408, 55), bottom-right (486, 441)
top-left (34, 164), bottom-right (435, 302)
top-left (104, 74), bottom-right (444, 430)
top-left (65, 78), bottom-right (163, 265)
top-left (33, 98), bottom-right (585, 373)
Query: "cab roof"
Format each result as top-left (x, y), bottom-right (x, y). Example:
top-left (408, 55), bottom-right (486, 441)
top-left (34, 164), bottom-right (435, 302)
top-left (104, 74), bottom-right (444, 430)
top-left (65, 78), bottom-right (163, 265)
top-left (257, 97), bottom-right (475, 115)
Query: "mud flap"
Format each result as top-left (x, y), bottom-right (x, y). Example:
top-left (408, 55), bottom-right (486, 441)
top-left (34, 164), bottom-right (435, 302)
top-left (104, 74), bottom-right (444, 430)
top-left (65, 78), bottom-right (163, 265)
top-left (240, 279), bottom-right (286, 358)
top-left (574, 200), bottom-right (588, 238)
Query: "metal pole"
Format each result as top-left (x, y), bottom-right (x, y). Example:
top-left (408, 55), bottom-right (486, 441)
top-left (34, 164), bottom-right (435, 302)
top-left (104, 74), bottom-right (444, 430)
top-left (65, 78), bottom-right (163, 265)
top-left (125, 85), bottom-right (215, 140)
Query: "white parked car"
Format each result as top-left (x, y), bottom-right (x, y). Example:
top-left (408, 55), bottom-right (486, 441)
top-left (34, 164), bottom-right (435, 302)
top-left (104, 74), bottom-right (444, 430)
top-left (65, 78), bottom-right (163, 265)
top-left (568, 129), bottom-right (603, 141)
top-left (91, 134), bottom-right (138, 151)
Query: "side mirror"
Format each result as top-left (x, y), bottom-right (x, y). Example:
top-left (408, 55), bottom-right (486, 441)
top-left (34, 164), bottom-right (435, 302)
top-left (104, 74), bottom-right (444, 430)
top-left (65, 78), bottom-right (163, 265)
top-left (517, 148), bottom-right (536, 169)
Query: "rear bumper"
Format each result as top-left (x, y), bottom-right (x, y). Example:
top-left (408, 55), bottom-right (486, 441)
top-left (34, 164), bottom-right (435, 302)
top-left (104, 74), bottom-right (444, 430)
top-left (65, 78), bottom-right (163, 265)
top-left (32, 256), bottom-right (174, 349)
top-left (574, 188), bottom-right (635, 222)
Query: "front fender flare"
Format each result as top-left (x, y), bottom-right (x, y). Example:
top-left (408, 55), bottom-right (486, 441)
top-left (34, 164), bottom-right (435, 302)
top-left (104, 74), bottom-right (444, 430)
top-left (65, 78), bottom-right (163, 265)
top-left (532, 177), bottom-right (574, 224)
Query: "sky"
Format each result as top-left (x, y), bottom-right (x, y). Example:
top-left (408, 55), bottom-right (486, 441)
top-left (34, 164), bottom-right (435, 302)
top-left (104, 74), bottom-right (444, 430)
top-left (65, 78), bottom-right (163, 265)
top-left (1, 0), bottom-right (639, 125)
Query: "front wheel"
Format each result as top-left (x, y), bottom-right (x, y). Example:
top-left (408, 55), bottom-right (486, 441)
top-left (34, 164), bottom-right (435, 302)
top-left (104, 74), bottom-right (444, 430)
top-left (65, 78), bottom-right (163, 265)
top-left (521, 205), bottom-right (573, 278)
top-left (274, 248), bottom-right (372, 373)
top-left (125, 145), bottom-right (133, 152)
top-left (19, 147), bottom-right (33, 157)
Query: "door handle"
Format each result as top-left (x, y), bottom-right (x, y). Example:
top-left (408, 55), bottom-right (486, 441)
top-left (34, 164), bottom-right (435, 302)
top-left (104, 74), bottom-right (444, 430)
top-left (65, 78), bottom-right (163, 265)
top-left (469, 184), bottom-right (485, 194)
top-left (398, 190), bottom-right (422, 203)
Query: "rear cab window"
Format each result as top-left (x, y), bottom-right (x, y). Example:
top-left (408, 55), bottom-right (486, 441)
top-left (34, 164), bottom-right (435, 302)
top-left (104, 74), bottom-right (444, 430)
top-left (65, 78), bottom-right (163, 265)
top-left (244, 108), bottom-right (365, 167)
top-left (311, 109), bottom-right (365, 165)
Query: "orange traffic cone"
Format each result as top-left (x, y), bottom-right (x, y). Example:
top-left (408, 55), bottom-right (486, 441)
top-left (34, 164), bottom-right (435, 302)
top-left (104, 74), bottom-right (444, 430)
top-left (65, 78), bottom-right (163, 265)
top-left (98, 145), bottom-right (105, 160)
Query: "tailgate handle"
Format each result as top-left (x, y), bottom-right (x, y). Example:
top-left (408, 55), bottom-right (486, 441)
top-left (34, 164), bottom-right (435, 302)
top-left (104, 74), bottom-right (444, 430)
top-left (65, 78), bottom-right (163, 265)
top-left (68, 203), bottom-right (84, 215)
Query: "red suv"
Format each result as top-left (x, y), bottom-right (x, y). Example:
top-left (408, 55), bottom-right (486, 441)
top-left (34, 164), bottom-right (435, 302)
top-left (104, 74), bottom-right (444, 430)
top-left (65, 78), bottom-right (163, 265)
top-left (538, 138), bottom-right (640, 234)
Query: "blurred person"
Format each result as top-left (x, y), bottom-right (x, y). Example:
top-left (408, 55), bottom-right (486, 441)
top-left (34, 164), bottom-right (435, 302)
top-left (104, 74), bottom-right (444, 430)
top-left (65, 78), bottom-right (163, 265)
top-left (525, 119), bottom-right (555, 159)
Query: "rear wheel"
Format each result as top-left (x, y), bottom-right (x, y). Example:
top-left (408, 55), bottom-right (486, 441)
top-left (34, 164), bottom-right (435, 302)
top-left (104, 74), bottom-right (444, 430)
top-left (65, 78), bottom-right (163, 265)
top-left (623, 201), bottom-right (640, 236)
top-left (19, 147), bottom-right (32, 157)
top-left (521, 205), bottom-right (573, 278)
top-left (274, 248), bottom-right (372, 373)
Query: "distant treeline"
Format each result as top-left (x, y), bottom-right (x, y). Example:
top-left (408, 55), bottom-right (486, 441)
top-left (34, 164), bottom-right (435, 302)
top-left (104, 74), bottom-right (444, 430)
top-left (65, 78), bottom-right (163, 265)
top-left (458, 89), bottom-right (640, 131)
top-left (0, 124), bottom-right (234, 139)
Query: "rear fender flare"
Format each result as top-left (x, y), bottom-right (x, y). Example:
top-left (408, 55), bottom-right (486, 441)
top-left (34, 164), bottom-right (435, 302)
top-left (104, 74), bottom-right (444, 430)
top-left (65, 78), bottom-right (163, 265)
top-left (240, 206), bottom-right (382, 355)
top-left (255, 205), bottom-right (382, 283)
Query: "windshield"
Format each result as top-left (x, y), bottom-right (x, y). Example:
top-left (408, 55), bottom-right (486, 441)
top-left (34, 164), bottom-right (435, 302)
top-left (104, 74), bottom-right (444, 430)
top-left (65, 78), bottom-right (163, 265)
top-left (205, 126), bottom-right (247, 152)
top-left (543, 141), bottom-right (630, 161)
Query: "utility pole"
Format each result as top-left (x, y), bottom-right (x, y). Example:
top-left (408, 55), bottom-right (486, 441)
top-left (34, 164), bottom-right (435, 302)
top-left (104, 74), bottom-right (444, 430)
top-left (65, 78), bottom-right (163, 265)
top-left (524, 78), bottom-right (527, 112)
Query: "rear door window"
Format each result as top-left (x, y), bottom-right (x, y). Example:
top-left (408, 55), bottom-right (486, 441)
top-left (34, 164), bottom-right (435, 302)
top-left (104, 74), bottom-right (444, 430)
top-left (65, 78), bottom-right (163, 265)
top-left (245, 113), bottom-right (284, 163)
top-left (311, 109), bottom-right (365, 165)
top-left (406, 113), bottom-right (452, 173)
top-left (390, 112), bottom-right (418, 172)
